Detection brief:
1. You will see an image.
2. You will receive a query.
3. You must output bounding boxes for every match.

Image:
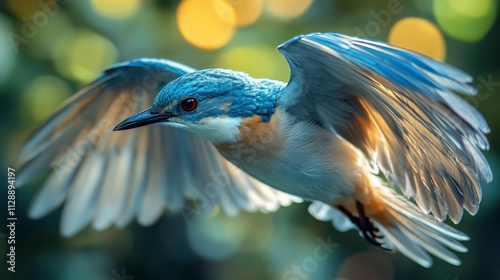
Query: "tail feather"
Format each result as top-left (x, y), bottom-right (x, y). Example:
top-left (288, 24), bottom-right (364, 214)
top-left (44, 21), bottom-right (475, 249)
top-left (309, 180), bottom-right (470, 267)
top-left (379, 185), bottom-right (469, 241)
top-left (373, 184), bottom-right (466, 267)
top-left (379, 225), bottom-right (433, 267)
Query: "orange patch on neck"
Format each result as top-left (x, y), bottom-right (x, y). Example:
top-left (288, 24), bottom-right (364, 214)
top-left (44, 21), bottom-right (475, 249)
top-left (214, 112), bottom-right (284, 162)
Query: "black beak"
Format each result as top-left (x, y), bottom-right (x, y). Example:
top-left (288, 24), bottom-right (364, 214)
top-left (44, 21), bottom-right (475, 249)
top-left (113, 107), bottom-right (174, 131)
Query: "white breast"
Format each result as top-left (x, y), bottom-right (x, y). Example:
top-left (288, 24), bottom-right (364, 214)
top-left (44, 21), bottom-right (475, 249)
top-left (215, 108), bottom-right (360, 203)
top-left (180, 116), bottom-right (243, 143)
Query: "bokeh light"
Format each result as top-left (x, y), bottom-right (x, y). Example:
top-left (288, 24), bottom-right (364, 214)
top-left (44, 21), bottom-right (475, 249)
top-left (177, 0), bottom-right (236, 50)
top-left (215, 45), bottom-right (289, 80)
top-left (434, 0), bottom-right (497, 42)
top-left (388, 17), bottom-right (446, 61)
top-left (187, 213), bottom-right (274, 260)
top-left (448, 0), bottom-right (492, 18)
top-left (187, 215), bottom-right (239, 260)
top-left (52, 29), bottom-right (118, 83)
top-left (21, 75), bottom-right (72, 122)
top-left (266, 0), bottom-right (313, 19)
top-left (226, 0), bottom-right (264, 27)
top-left (91, 0), bottom-right (141, 20)
top-left (224, 213), bottom-right (274, 252)
top-left (229, 0), bottom-right (264, 27)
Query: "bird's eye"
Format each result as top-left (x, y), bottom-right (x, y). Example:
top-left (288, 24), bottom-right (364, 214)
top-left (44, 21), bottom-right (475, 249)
top-left (181, 98), bottom-right (198, 112)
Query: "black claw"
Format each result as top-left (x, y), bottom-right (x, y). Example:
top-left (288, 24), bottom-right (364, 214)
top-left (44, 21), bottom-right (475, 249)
top-left (336, 201), bottom-right (388, 250)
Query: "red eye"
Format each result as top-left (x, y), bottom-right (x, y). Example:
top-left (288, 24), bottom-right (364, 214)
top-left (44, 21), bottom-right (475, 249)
top-left (181, 98), bottom-right (198, 111)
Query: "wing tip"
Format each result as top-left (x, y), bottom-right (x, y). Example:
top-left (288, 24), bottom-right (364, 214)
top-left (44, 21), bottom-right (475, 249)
top-left (278, 32), bottom-right (331, 50)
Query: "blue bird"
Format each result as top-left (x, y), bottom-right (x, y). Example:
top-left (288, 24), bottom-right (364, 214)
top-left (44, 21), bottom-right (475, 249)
top-left (18, 33), bottom-right (491, 267)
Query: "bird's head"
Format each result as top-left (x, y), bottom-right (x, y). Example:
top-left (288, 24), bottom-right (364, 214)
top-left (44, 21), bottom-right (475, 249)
top-left (114, 69), bottom-right (279, 143)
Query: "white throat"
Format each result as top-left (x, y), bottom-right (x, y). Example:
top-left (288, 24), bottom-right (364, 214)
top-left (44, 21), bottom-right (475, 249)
top-left (166, 116), bottom-right (243, 144)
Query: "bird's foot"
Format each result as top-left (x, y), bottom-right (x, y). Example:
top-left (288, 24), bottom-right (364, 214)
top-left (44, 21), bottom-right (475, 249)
top-left (336, 200), bottom-right (388, 250)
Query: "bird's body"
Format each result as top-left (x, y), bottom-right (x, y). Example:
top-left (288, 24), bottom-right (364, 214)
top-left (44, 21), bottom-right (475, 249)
top-left (167, 71), bottom-right (366, 203)
top-left (18, 33), bottom-right (492, 268)
top-left (214, 107), bottom-right (361, 202)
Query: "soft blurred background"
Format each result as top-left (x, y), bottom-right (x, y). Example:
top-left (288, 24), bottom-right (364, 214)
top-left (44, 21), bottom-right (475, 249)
top-left (1, 0), bottom-right (500, 279)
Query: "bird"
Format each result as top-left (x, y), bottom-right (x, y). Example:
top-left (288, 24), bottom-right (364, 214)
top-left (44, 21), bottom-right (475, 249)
top-left (18, 32), bottom-right (491, 268)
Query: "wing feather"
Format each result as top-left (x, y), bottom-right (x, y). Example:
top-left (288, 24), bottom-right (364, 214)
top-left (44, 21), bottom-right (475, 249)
top-left (19, 59), bottom-right (300, 236)
top-left (278, 33), bottom-right (491, 223)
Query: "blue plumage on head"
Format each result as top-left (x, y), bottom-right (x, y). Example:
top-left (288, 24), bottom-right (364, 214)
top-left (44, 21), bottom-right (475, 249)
top-left (152, 69), bottom-right (283, 122)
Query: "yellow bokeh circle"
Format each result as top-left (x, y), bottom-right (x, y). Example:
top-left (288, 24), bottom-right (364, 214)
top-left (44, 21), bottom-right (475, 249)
top-left (228, 0), bottom-right (263, 27)
top-left (388, 17), bottom-right (446, 61)
top-left (177, 0), bottom-right (236, 50)
top-left (225, 0), bottom-right (264, 27)
top-left (266, 0), bottom-right (313, 19)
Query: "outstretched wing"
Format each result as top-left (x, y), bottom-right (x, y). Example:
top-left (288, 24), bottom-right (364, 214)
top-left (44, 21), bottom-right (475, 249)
top-left (18, 59), bottom-right (301, 237)
top-left (278, 33), bottom-right (491, 223)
